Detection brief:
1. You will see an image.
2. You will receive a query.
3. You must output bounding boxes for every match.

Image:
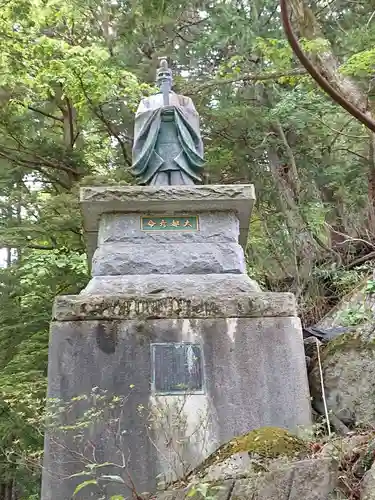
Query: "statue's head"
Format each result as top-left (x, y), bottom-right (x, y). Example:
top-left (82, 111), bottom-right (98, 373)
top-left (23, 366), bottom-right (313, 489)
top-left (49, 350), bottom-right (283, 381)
top-left (156, 59), bottom-right (173, 90)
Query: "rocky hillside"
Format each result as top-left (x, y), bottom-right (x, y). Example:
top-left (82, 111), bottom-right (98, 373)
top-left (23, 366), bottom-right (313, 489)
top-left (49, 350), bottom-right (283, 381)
top-left (152, 428), bottom-right (375, 499)
top-left (307, 276), bottom-right (375, 433)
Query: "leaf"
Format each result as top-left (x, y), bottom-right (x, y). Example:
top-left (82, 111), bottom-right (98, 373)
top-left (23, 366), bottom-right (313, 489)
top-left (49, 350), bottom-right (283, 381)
top-left (73, 479), bottom-right (98, 495)
top-left (69, 471), bottom-right (91, 478)
top-left (187, 487), bottom-right (197, 497)
top-left (110, 496), bottom-right (125, 500)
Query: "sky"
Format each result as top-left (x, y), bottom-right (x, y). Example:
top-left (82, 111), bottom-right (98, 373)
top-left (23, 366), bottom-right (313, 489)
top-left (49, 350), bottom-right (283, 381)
top-left (0, 249), bottom-right (8, 268)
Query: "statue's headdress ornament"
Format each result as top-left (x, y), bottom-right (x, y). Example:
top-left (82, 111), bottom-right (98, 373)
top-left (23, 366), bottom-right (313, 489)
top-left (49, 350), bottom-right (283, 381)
top-left (157, 58), bottom-right (172, 79)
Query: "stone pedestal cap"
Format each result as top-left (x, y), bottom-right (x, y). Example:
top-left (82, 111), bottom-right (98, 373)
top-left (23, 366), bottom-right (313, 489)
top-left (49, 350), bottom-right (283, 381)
top-left (80, 184), bottom-right (256, 263)
top-left (52, 291), bottom-right (296, 321)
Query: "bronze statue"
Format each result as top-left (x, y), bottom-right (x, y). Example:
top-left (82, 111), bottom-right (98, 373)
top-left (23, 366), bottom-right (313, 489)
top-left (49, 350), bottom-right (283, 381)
top-left (131, 59), bottom-right (205, 185)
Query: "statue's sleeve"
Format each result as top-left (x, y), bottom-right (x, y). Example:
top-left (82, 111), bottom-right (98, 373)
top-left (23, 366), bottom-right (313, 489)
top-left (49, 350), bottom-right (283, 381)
top-left (132, 108), bottom-right (162, 178)
top-left (181, 97), bottom-right (200, 134)
top-left (185, 97), bottom-right (197, 113)
top-left (135, 98), bottom-right (149, 116)
top-left (175, 105), bottom-right (204, 162)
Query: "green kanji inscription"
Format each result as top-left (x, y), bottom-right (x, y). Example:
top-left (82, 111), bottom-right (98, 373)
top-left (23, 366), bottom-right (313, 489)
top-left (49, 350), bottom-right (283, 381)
top-left (141, 216), bottom-right (199, 231)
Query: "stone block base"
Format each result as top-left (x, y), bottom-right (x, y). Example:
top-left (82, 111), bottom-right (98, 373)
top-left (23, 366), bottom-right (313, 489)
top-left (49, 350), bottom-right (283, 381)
top-left (81, 274), bottom-right (261, 295)
top-left (42, 293), bottom-right (311, 499)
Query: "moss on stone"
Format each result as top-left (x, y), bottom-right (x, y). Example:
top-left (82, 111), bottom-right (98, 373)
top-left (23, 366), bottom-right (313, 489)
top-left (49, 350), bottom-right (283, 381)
top-left (189, 426), bottom-right (309, 480)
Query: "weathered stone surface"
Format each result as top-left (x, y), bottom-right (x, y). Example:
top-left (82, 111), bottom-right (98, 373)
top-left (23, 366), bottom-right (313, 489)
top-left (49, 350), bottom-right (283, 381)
top-left (153, 458), bottom-right (341, 500)
top-left (53, 292), bottom-right (297, 321)
top-left (98, 212), bottom-right (240, 245)
top-left (320, 433), bottom-right (371, 460)
top-left (81, 184), bottom-right (255, 206)
top-left (80, 184), bottom-right (255, 261)
top-left (231, 459), bottom-right (339, 500)
top-left (309, 333), bottom-right (375, 427)
top-left (191, 427), bottom-right (309, 483)
top-left (362, 461), bottom-right (375, 499)
top-left (201, 451), bottom-right (253, 481)
top-left (82, 274), bottom-right (261, 295)
top-left (91, 242), bottom-right (246, 276)
top-left (42, 315), bottom-right (310, 498)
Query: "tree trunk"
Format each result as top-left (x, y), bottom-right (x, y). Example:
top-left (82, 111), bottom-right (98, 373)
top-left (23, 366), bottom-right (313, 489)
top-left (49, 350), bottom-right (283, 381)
top-left (288, 0), bottom-right (375, 231)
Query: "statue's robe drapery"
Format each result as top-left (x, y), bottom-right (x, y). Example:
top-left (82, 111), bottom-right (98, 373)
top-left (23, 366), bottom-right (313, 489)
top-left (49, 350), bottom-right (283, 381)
top-left (131, 92), bottom-right (205, 185)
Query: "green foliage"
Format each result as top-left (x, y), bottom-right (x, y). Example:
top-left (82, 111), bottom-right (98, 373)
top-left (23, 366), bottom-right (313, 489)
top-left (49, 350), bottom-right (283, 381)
top-left (365, 279), bottom-right (375, 295)
top-left (341, 49), bottom-right (375, 77)
top-left (46, 388), bottom-right (135, 498)
top-left (187, 481), bottom-right (225, 499)
top-left (338, 304), bottom-right (372, 327)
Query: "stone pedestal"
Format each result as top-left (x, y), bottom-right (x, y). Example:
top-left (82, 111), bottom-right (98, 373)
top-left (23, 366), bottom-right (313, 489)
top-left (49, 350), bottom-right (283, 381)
top-left (41, 185), bottom-right (311, 500)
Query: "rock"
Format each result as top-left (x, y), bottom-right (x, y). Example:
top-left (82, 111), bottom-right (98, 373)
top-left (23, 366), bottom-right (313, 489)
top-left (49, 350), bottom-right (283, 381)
top-left (309, 333), bottom-right (375, 427)
top-left (231, 458), bottom-right (339, 500)
top-left (320, 433), bottom-right (370, 461)
top-left (199, 451), bottom-right (253, 481)
top-left (186, 427), bottom-right (309, 481)
top-left (362, 461), bottom-right (375, 499)
top-left (352, 457), bottom-right (367, 479)
top-left (154, 458), bottom-right (341, 499)
top-left (152, 430), bottom-right (375, 499)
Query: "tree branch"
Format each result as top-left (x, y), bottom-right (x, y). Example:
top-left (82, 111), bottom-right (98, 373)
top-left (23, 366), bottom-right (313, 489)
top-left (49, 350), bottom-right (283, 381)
top-left (16, 102), bottom-right (63, 122)
top-left (73, 71), bottom-right (132, 166)
top-left (1, 143), bottom-right (80, 177)
top-left (0, 150), bottom-right (73, 190)
top-left (64, 96), bottom-right (75, 148)
top-left (345, 251), bottom-right (375, 270)
top-left (311, 117), bottom-right (368, 145)
top-left (335, 148), bottom-right (368, 161)
top-left (26, 243), bottom-right (56, 250)
top-left (271, 120), bottom-right (302, 198)
top-left (280, 0), bottom-right (375, 132)
top-left (192, 68), bottom-right (307, 93)
top-left (325, 223), bottom-right (375, 249)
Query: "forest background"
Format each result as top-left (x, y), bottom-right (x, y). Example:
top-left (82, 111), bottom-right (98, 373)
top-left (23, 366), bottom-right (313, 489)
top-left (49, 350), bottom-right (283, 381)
top-left (0, 0), bottom-right (374, 497)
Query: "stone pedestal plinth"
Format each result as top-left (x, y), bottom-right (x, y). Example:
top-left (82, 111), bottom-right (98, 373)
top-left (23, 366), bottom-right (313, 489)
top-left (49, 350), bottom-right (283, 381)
top-left (41, 185), bottom-right (311, 499)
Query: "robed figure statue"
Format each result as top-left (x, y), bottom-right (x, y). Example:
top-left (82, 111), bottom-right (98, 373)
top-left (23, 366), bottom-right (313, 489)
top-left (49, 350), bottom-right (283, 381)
top-left (131, 59), bottom-right (205, 185)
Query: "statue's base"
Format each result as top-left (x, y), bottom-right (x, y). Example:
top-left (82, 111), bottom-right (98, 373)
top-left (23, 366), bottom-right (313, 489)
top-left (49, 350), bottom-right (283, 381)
top-left (42, 294), bottom-right (311, 499)
top-left (41, 185), bottom-right (311, 499)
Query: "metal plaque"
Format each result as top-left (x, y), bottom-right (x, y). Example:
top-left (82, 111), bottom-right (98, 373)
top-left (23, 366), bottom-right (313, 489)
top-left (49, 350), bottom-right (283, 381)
top-left (141, 216), bottom-right (199, 231)
top-left (151, 343), bottom-right (204, 394)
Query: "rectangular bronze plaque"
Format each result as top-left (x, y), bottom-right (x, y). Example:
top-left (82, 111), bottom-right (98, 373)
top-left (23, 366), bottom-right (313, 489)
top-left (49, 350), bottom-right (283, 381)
top-left (141, 216), bottom-right (199, 231)
top-left (151, 343), bottom-right (204, 394)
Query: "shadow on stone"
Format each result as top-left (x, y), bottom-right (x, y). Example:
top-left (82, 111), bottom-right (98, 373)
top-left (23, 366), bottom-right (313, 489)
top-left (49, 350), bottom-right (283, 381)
top-left (95, 322), bottom-right (118, 354)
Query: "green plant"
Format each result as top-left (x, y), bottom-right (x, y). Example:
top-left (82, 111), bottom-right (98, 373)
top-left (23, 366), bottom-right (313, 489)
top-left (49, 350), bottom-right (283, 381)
top-left (187, 481), bottom-right (226, 499)
top-left (365, 279), bottom-right (375, 295)
top-left (338, 304), bottom-right (372, 326)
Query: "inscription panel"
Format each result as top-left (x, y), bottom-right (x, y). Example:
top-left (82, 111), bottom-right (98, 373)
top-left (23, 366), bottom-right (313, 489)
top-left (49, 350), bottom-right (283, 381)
top-left (141, 215), bottom-right (199, 231)
top-left (151, 343), bottom-right (204, 394)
